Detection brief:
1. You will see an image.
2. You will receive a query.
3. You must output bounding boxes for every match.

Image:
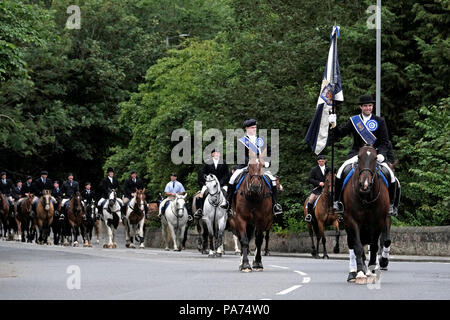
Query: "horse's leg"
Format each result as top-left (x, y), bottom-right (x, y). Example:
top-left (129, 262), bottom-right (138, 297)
top-left (195, 220), bottom-right (203, 252)
top-left (333, 219), bottom-right (340, 254)
top-left (15, 217), bottom-right (22, 242)
top-left (367, 233), bottom-right (380, 284)
top-left (307, 223), bottom-right (317, 257)
top-left (264, 231), bottom-right (270, 256)
top-left (318, 223), bottom-right (328, 259)
top-left (138, 219), bottom-right (145, 249)
top-left (161, 219), bottom-right (169, 251)
top-left (252, 230), bottom-right (264, 271)
top-left (181, 223), bottom-right (188, 250)
top-left (379, 216), bottom-right (392, 270)
top-left (167, 220), bottom-right (178, 251)
top-left (233, 234), bottom-right (241, 255)
top-left (348, 224), bottom-right (366, 284)
top-left (202, 222), bottom-right (208, 254)
top-left (215, 216), bottom-right (226, 257)
top-left (237, 219), bottom-right (251, 272)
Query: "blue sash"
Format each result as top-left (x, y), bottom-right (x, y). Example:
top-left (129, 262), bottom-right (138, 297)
top-left (239, 136), bottom-right (262, 154)
top-left (350, 115), bottom-right (377, 145)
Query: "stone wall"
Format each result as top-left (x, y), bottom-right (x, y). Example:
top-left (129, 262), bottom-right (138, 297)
top-left (145, 225), bottom-right (450, 256)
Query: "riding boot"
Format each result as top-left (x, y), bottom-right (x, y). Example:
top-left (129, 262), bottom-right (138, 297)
top-left (388, 181), bottom-right (397, 216)
top-left (333, 177), bottom-right (344, 214)
top-left (305, 202), bottom-right (314, 223)
top-left (271, 187), bottom-right (283, 215)
top-left (194, 197), bottom-right (204, 219)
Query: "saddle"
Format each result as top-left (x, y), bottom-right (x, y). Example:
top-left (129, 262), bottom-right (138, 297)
top-left (234, 170), bottom-right (273, 195)
top-left (340, 162), bottom-right (390, 194)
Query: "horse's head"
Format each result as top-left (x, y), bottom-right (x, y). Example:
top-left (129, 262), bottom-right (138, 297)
top-left (108, 189), bottom-right (117, 207)
top-left (174, 194), bottom-right (187, 217)
top-left (135, 189), bottom-right (146, 212)
top-left (357, 145), bottom-right (378, 194)
top-left (324, 171), bottom-right (333, 195)
top-left (246, 150), bottom-right (265, 200)
top-left (73, 192), bottom-right (83, 213)
top-left (42, 190), bottom-right (52, 210)
top-left (205, 174), bottom-right (219, 194)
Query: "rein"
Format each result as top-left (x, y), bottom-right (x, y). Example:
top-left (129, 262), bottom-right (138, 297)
top-left (354, 167), bottom-right (381, 205)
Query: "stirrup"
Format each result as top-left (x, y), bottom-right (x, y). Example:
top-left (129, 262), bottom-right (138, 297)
top-left (273, 203), bottom-right (283, 215)
top-left (305, 214), bottom-right (312, 223)
top-left (333, 201), bottom-right (344, 213)
top-left (389, 204), bottom-right (398, 217)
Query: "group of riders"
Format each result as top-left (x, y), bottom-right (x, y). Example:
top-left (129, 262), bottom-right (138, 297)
top-left (1, 94), bottom-right (400, 234)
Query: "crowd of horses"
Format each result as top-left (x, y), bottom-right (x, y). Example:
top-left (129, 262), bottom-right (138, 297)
top-left (0, 145), bottom-right (393, 283)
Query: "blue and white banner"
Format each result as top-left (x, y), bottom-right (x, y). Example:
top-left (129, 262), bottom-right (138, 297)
top-left (305, 25), bottom-right (344, 155)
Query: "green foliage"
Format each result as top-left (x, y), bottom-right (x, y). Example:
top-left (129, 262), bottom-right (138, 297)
top-left (396, 97), bottom-right (450, 225)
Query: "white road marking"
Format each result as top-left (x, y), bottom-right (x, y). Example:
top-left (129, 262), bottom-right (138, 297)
top-left (276, 285), bottom-right (302, 295)
top-left (269, 265), bottom-right (290, 269)
top-left (302, 277), bottom-right (311, 283)
top-left (294, 270), bottom-right (307, 276)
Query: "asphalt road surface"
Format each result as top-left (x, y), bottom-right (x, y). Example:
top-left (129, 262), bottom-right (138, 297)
top-left (1, 233), bottom-right (449, 300)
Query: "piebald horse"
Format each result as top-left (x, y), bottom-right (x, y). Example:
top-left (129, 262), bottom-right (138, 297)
top-left (100, 189), bottom-right (122, 249)
top-left (124, 189), bottom-right (147, 249)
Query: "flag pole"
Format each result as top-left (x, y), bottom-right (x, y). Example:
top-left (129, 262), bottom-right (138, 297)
top-left (331, 100), bottom-right (335, 210)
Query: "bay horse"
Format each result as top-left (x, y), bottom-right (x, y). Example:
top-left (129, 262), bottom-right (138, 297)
top-left (303, 171), bottom-right (340, 259)
top-left (0, 192), bottom-right (12, 240)
top-left (343, 145), bottom-right (389, 284)
top-left (124, 189), bottom-right (147, 249)
top-left (15, 194), bottom-right (34, 242)
top-left (100, 189), bottom-right (122, 248)
top-left (65, 192), bottom-right (87, 247)
top-left (229, 149), bottom-right (273, 272)
top-left (35, 190), bottom-right (54, 244)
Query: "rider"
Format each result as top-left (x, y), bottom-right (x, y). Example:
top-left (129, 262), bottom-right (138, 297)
top-left (329, 94), bottom-right (399, 216)
top-left (16, 175), bottom-right (33, 211)
top-left (158, 173), bottom-right (186, 218)
top-left (0, 172), bottom-right (15, 213)
top-left (52, 181), bottom-right (64, 220)
top-left (60, 173), bottom-right (80, 218)
top-left (305, 155), bottom-right (330, 223)
top-left (81, 182), bottom-right (96, 204)
top-left (31, 170), bottom-right (55, 216)
top-left (223, 119), bottom-right (283, 216)
top-left (122, 170), bottom-right (144, 206)
top-left (97, 167), bottom-right (121, 210)
top-left (194, 149), bottom-right (229, 219)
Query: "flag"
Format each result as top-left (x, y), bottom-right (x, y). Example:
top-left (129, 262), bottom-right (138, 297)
top-left (305, 25), bottom-right (343, 155)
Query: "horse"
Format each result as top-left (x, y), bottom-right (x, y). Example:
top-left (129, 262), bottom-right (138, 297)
top-left (303, 171), bottom-right (340, 259)
top-left (34, 190), bottom-right (54, 245)
top-left (83, 198), bottom-right (100, 247)
top-left (100, 189), bottom-right (122, 248)
top-left (343, 145), bottom-right (389, 284)
top-left (199, 174), bottom-right (228, 257)
top-left (15, 194), bottom-right (34, 243)
top-left (228, 149), bottom-right (274, 272)
top-left (0, 192), bottom-right (11, 240)
top-left (63, 192), bottom-right (86, 247)
top-left (161, 194), bottom-right (188, 251)
top-left (124, 189), bottom-right (147, 249)
top-left (51, 196), bottom-right (64, 245)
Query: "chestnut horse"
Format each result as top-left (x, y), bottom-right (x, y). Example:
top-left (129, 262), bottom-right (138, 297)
top-left (35, 190), bottom-right (54, 244)
top-left (0, 192), bottom-right (11, 240)
top-left (303, 171), bottom-right (340, 258)
top-left (229, 150), bottom-right (273, 272)
top-left (343, 145), bottom-right (388, 284)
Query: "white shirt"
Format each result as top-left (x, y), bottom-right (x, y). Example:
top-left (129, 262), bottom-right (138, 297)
top-left (361, 113), bottom-right (372, 125)
top-left (108, 177), bottom-right (113, 184)
top-left (213, 158), bottom-right (219, 169)
top-left (319, 165), bottom-right (326, 176)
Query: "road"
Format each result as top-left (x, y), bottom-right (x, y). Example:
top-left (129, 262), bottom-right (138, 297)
top-left (1, 236), bottom-right (449, 300)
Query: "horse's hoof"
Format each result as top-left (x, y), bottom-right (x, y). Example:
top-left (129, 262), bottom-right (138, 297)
top-left (323, 254), bottom-right (329, 259)
top-left (379, 257), bottom-right (389, 269)
top-left (165, 247), bottom-right (170, 251)
top-left (234, 250), bottom-right (241, 255)
top-left (215, 252), bottom-right (222, 258)
top-left (355, 271), bottom-right (367, 285)
top-left (103, 244), bottom-right (108, 249)
top-left (73, 241), bottom-right (78, 247)
top-left (88, 244), bottom-right (92, 248)
top-left (202, 250), bottom-right (209, 255)
top-left (108, 244), bottom-right (113, 249)
top-left (347, 272), bottom-right (357, 282)
top-left (139, 244), bottom-right (144, 249)
top-left (240, 267), bottom-right (252, 273)
top-left (333, 247), bottom-right (340, 254)
top-left (252, 262), bottom-right (263, 271)
top-left (112, 243), bottom-right (117, 249)
top-left (125, 243), bottom-right (130, 248)
top-left (181, 246), bottom-right (185, 251)
top-left (129, 243), bottom-right (136, 249)
top-left (367, 275), bottom-right (377, 284)
top-left (264, 250), bottom-right (270, 256)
